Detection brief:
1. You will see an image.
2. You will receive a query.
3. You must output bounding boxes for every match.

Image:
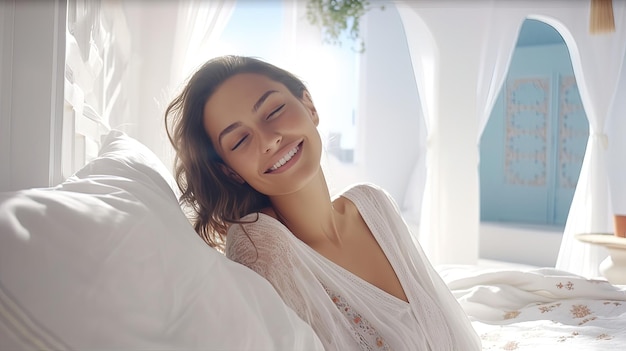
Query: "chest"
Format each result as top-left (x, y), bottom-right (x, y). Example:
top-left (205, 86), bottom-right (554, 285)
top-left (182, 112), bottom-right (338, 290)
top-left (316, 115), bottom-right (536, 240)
top-left (313, 217), bottom-right (409, 303)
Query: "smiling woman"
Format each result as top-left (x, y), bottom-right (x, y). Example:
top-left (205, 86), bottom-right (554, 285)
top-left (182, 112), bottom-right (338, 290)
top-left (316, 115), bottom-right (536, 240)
top-left (164, 55), bottom-right (482, 350)
top-left (202, 72), bottom-right (322, 197)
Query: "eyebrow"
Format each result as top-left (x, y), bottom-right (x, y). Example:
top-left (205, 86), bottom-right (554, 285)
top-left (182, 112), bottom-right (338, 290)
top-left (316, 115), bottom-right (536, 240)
top-left (253, 90), bottom-right (278, 112)
top-left (217, 90), bottom-right (278, 147)
top-left (218, 122), bottom-right (242, 147)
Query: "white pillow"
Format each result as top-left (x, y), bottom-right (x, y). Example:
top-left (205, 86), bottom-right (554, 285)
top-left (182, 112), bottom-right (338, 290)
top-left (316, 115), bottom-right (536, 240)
top-left (0, 130), bottom-right (322, 350)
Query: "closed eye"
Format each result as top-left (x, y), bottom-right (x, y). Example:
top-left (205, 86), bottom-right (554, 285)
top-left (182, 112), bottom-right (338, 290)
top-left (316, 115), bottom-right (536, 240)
top-left (266, 104), bottom-right (285, 120)
top-left (231, 135), bottom-right (249, 151)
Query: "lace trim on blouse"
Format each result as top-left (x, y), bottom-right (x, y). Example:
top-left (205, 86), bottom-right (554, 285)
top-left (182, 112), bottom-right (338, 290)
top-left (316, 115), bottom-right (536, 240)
top-left (324, 286), bottom-right (392, 351)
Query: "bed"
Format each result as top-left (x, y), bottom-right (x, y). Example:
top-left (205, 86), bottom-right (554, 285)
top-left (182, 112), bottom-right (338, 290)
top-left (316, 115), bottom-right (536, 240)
top-left (1, 130), bottom-right (625, 350)
top-left (439, 265), bottom-right (626, 350)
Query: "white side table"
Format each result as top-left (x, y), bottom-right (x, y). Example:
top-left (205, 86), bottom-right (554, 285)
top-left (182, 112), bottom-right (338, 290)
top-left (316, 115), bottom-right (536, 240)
top-left (576, 233), bottom-right (626, 285)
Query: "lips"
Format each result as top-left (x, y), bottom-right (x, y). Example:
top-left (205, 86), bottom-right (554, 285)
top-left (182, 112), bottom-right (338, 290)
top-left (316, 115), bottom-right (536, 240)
top-left (265, 141), bottom-right (302, 173)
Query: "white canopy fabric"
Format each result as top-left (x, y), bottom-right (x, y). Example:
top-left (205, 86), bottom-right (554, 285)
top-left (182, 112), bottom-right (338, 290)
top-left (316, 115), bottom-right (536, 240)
top-left (396, 0), bottom-right (626, 276)
top-left (169, 0), bottom-right (236, 89)
top-left (607, 55), bottom-right (626, 217)
top-left (551, 2), bottom-right (626, 277)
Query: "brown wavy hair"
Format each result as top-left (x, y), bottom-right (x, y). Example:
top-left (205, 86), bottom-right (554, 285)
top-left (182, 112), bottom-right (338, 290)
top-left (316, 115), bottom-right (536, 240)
top-left (165, 55), bottom-right (307, 250)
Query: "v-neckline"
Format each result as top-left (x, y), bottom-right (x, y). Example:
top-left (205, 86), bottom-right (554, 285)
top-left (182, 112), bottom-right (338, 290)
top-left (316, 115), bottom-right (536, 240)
top-left (255, 193), bottom-right (410, 306)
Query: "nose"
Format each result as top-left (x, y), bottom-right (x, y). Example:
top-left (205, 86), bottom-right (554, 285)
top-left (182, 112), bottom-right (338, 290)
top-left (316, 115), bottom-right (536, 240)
top-left (260, 130), bottom-right (282, 153)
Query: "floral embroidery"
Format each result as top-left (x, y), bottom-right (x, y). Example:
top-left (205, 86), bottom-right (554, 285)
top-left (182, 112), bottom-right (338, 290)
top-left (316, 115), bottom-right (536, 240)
top-left (571, 304), bottom-right (592, 318)
top-left (480, 332), bottom-right (500, 343)
top-left (557, 332), bottom-right (578, 342)
top-left (556, 281), bottom-right (574, 290)
top-left (578, 317), bottom-right (597, 326)
top-left (376, 337), bottom-right (384, 347)
top-left (325, 288), bottom-right (391, 350)
top-left (504, 311), bottom-right (521, 319)
top-left (502, 341), bottom-right (519, 350)
top-left (538, 303), bottom-right (561, 313)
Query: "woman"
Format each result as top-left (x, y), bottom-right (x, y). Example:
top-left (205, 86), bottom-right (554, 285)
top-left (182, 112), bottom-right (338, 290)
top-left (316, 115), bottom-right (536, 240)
top-left (165, 55), bottom-right (481, 350)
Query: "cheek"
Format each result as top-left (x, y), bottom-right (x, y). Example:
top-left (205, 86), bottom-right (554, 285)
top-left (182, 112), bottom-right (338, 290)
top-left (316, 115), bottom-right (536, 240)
top-left (224, 153), bottom-right (257, 178)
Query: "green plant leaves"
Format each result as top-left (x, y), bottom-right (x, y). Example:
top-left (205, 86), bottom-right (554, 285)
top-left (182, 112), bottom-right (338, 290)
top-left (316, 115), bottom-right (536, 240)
top-left (306, 0), bottom-right (378, 52)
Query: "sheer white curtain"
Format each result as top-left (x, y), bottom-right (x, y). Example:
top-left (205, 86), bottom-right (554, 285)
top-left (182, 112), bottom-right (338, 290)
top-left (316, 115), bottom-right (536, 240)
top-left (550, 3), bottom-right (626, 277)
top-left (395, 1), bottom-right (523, 264)
top-left (156, 0), bottom-right (235, 168)
top-left (394, 3), bottom-right (445, 263)
top-left (607, 54), bottom-right (626, 225)
top-left (475, 6), bottom-right (525, 143)
top-left (169, 0), bottom-right (236, 89)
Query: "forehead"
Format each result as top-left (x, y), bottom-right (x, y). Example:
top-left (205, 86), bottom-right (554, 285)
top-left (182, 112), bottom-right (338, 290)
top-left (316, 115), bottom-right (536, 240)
top-left (203, 73), bottom-right (286, 134)
top-left (207, 73), bottom-right (287, 112)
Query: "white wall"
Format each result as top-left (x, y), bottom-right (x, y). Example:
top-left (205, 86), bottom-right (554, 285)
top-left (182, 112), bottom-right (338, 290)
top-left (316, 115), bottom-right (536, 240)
top-left (480, 222), bottom-right (563, 267)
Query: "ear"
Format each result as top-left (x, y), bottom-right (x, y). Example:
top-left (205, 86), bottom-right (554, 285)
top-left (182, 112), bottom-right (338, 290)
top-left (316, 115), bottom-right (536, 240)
top-left (301, 90), bottom-right (319, 126)
top-left (218, 163), bottom-right (245, 184)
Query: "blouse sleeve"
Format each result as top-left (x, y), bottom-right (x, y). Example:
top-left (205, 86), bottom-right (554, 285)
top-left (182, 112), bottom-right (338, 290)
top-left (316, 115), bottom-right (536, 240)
top-left (225, 219), bottom-right (309, 319)
top-left (224, 217), bottom-right (361, 350)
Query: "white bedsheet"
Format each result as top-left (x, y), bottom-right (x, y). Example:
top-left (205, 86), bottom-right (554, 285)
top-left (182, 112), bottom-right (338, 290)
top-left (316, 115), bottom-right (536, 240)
top-left (0, 130), bottom-right (323, 350)
top-left (439, 265), bottom-right (626, 350)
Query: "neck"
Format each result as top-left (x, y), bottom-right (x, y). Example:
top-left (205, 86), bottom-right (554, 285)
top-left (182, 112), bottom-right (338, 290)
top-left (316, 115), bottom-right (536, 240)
top-left (269, 169), bottom-right (343, 246)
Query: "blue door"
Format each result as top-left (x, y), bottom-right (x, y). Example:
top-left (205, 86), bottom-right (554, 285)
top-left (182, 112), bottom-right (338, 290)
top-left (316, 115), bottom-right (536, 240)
top-left (480, 43), bottom-right (589, 227)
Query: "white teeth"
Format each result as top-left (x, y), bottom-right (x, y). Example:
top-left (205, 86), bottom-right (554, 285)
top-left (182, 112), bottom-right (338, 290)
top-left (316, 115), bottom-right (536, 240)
top-left (270, 146), bottom-right (299, 171)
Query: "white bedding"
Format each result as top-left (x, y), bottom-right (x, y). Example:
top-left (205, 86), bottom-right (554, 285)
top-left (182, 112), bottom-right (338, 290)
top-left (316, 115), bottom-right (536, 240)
top-left (439, 265), bottom-right (626, 350)
top-left (0, 130), bottom-right (322, 350)
top-left (2, 129), bottom-right (625, 350)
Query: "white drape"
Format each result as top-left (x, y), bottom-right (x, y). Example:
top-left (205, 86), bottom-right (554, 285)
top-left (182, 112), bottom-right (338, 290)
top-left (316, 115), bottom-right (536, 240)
top-left (169, 0), bottom-right (236, 89)
top-left (155, 0), bottom-right (235, 171)
top-left (552, 3), bottom-right (626, 277)
top-left (394, 4), bottom-right (441, 262)
top-left (475, 5), bottom-right (525, 143)
top-left (396, 1), bottom-right (523, 265)
top-left (607, 54), bottom-right (626, 217)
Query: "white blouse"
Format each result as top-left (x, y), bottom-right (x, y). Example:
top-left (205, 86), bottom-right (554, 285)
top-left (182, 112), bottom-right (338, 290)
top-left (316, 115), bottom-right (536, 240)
top-left (225, 183), bottom-right (481, 350)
